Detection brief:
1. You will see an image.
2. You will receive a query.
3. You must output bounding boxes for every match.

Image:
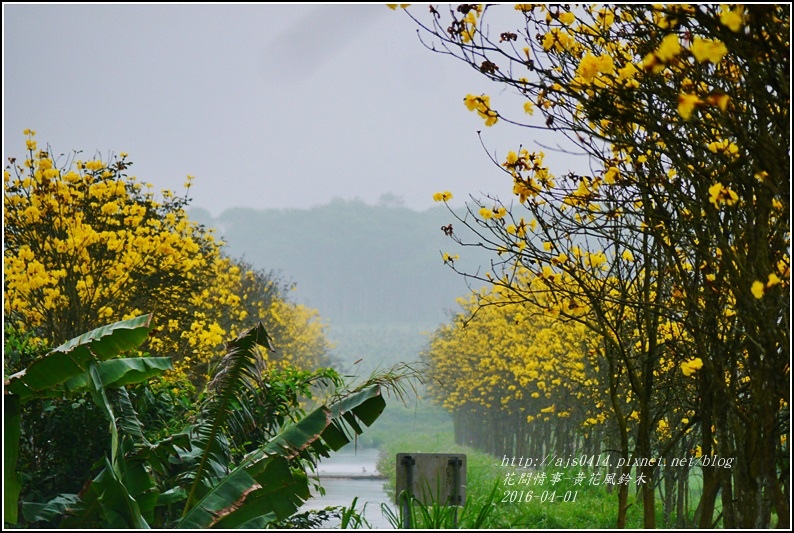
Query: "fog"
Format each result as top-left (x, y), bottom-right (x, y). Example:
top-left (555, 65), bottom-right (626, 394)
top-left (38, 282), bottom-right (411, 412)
top-left (3, 4), bottom-right (569, 216)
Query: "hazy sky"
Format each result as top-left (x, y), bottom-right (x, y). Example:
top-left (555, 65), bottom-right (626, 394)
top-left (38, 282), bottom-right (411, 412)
top-left (4, 4), bottom-right (582, 216)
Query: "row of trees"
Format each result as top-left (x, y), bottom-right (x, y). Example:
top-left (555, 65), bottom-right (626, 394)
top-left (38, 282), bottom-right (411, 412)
top-left (424, 281), bottom-right (707, 528)
top-left (407, 4), bottom-right (789, 529)
top-left (3, 133), bottom-right (385, 527)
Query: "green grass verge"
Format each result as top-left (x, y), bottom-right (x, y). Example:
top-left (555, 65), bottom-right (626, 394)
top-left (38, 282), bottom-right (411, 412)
top-left (375, 432), bottom-right (660, 529)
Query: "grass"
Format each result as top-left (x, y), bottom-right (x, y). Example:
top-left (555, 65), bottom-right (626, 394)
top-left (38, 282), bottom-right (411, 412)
top-left (338, 402), bottom-right (721, 528)
top-left (373, 432), bottom-right (660, 529)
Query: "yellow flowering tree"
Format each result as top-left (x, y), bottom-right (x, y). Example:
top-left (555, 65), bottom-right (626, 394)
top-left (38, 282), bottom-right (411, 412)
top-left (423, 284), bottom-right (609, 460)
top-left (4, 133), bottom-right (215, 357)
top-left (430, 191), bottom-right (689, 526)
top-left (409, 4), bottom-right (788, 528)
top-left (4, 134), bottom-right (336, 510)
top-left (4, 133), bottom-right (332, 387)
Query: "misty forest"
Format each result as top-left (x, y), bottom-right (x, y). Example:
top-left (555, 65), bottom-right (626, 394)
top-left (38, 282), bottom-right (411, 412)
top-left (4, 4), bottom-right (789, 530)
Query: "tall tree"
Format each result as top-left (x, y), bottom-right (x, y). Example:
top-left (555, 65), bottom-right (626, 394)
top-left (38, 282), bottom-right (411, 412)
top-left (4, 134), bottom-right (336, 505)
top-left (4, 133), bottom-right (332, 386)
top-left (398, 4), bottom-right (789, 528)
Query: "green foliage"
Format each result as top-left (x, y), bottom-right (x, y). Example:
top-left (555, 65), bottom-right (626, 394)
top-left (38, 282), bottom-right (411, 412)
top-left (6, 314), bottom-right (157, 411)
top-left (338, 497), bottom-right (370, 529)
top-left (6, 316), bottom-right (409, 529)
top-left (4, 396), bottom-right (22, 525)
top-left (3, 327), bottom-right (47, 525)
top-left (5, 314), bottom-right (160, 524)
top-left (2, 326), bottom-right (48, 380)
top-left (380, 481), bottom-right (502, 529)
top-left (280, 506), bottom-right (348, 529)
top-left (376, 430), bottom-right (664, 529)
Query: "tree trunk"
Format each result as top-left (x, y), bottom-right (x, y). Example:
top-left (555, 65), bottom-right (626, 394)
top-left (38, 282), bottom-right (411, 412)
top-left (637, 408), bottom-right (656, 528)
top-left (698, 373), bottom-right (718, 528)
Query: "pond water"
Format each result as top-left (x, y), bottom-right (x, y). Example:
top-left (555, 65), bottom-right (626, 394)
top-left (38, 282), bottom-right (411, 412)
top-left (300, 447), bottom-right (395, 529)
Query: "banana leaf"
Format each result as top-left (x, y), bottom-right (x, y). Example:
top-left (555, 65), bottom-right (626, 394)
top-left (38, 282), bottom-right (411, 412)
top-left (5, 315), bottom-right (157, 525)
top-left (61, 458), bottom-right (149, 529)
top-left (176, 385), bottom-right (387, 529)
top-left (4, 395), bottom-right (22, 524)
top-left (63, 357), bottom-right (173, 392)
top-left (6, 314), bottom-right (154, 403)
top-left (21, 494), bottom-right (81, 523)
top-left (176, 386), bottom-right (385, 529)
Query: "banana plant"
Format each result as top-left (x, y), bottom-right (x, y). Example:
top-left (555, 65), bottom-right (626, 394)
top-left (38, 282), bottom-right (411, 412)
top-left (172, 322), bottom-right (390, 528)
top-left (4, 313), bottom-right (167, 526)
top-left (8, 316), bottom-right (406, 528)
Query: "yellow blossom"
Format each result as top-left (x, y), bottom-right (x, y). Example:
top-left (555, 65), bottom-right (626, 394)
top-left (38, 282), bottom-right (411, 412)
top-left (559, 11), bottom-right (575, 25)
top-left (464, 94), bottom-right (498, 126)
top-left (681, 357), bottom-right (703, 377)
top-left (617, 62), bottom-right (639, 81)
top-left (707, 93), bottom-right (730, 112)
top-left (577, 53), bottom-right (600, 83)
top-left (751, 280), bottom-right (765, 299)
top-left (692, 445), bottom-right (703, 458)
top-left (691, 37), bottom-right (728, 63)
top-left (657, 33), bottom-right (681, 62)
top-left (603, 166), bottom-right (619, 184)
top-left (776, 259), bottom-right (789, 278)
top-left (707, 139), bottom-right (739, 157)
top-left (720, 7), bottom-right (743, 32)
top-left (433, 190), bottom-right (453, 202)
top-left (5, 133), bottom-right (335, 388)
top-left (595, 54), bottom-right (614, 76)
top-left (677, 93), bottom-right (702, 120)
top-left (101, 201), bottom-right (120, 215)
top-left (708, 182), bottom-right (738, 207)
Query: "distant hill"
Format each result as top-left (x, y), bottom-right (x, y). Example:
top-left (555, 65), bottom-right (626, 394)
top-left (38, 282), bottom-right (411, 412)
top-left (189, 198), bottom-right (491, 369)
